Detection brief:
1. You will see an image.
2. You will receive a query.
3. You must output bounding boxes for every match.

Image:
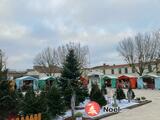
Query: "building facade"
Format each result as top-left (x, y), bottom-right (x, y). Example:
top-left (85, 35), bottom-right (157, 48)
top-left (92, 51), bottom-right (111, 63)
top-left (85, 63), bottom-right (160, 77)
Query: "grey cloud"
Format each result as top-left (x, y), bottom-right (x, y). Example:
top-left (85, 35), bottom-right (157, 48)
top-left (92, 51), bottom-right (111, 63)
top-left (0, 0), bottom-right (160, 70)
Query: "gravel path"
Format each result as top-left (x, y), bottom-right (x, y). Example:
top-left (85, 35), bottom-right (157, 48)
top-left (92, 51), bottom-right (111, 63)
top-left (101, 89), bottom-right (160, 120)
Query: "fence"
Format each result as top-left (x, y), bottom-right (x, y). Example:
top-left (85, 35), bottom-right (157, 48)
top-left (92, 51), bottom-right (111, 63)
top-left (15, 113), bottom-right (41, 120)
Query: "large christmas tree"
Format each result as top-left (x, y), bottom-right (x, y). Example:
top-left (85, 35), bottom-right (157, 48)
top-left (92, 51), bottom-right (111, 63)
top-left (59, 49), bottom-right (88, 107)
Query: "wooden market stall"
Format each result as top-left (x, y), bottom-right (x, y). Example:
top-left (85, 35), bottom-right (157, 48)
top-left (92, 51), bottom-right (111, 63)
top-left (87, 73), bottom-right (103, 93)
top-left (16, 76), bottom-right (38, 91)
top-left (138, 74), bottom-right (160, 89)
top-left (102, 75), bottom-right (117, 88)
top-left (38, 76), bottom-right (56, 90)
top-left (80, 76), bottom-right (89, 87)
top-left (118, 75), bottom-right (137, 89)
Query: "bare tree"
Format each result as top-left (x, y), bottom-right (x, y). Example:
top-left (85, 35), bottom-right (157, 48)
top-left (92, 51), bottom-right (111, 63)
top-left (34, 43), bottom-right (89, 75)
top-left (117, 31), bottom-right (159, 76)
top-left (34, 47), bottom-right (59, 76)
top-left (57, 42), bottom-right (90, 68)
top-left (0, 49), bottom-right (7, 80)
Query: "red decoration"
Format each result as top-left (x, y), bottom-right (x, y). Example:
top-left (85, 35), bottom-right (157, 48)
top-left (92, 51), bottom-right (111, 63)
top-left (85, 101), bottom-right (100, 117)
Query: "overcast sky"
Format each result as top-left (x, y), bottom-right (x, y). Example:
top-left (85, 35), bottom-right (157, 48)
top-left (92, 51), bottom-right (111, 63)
top-left (1, 0), bottom-right (160, 70)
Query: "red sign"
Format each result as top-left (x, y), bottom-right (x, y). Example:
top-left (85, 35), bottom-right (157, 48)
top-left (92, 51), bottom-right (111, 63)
top-left (85, 101), bottom-right (100, 117)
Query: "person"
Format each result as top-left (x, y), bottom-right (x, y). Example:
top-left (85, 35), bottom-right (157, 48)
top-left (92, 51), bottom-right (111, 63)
top-left (124, 81), bottom-right (127, 88)
top-left (127, 87), bottom-right (135, 103)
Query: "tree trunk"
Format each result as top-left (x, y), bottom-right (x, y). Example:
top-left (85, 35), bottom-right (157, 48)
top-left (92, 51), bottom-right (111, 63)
top-left (71, 91), bottom-right (76, 117)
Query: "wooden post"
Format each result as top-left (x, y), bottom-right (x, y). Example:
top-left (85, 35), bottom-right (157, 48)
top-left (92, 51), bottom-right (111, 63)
top-left (21, 116), bottom-right (25, 120)
top-left (25, 115), bottom-right (30, 120)
top-left (38, 113), bottom-right (41, 120)
top-left (29, 115), bottom-right (34, 120)
top-left (16, 117), bottom-right (19, 120)
top-left (33, 114), bottom-right (38, 120)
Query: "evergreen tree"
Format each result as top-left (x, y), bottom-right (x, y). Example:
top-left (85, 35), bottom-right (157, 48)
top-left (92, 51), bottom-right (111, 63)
top-left (47, 84), bottom-right (65, 119)
top-left (0, 81), bottom-right (18, 119)
top-left (116, 87), bottom-right (126, 102)
top-left (59, 49), bottom-right (88, 107)
top-left (18, 84), bottom-right (65, 120)
top-left (18, 89), bottom-right (47, 116)
top-left (90, 84), bottom-right (107, 107)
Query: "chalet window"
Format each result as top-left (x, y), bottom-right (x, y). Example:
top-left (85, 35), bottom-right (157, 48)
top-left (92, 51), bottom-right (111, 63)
top-left (125, 68), bottom-right (128, 74)
top-left (118, 68), bottom-right (122, 74)
top-left (111, 69), bottom-right (114, 74)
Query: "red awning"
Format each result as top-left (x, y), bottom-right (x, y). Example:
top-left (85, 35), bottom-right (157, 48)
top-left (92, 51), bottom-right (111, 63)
top-left (118, 75), bottom-right (137, 80)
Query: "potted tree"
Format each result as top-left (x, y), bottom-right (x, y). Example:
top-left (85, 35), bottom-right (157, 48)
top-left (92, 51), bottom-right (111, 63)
top-left (74, 112), bottom-right (83, 120)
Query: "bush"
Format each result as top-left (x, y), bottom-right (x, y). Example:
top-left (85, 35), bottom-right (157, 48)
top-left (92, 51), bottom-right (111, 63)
top-left (74, 112), bottom-right (83, 117)
top-left (141, 97), bottom-right (146, 100)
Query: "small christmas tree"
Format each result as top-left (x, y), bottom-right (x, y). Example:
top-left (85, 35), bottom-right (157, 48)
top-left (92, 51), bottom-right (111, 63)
top-left (116, 87), bottom-right (126, 102)
top-left (90, 84), bottom-right (107, 107)
top-left (47, 84), bottom-right (65, 118)
top-left (18, 89), bottom-right (47, 116)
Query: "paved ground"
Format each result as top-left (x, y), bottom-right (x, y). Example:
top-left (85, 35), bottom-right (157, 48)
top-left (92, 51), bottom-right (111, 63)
top-left (101, 89), bottom-right (160, 120)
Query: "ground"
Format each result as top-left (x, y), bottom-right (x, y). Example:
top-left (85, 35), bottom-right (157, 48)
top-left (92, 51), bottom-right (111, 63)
top-left (101, 89), bottom-right (160, 120)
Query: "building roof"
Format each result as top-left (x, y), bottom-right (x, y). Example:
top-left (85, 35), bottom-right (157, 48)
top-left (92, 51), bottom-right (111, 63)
top-left (91, 63), bottom-right (131, 69)
top-left (33, 66), bottom-right (62, 73)
top-left (108, 64), bottom-right (130, 69)
top-left (103, 75), bottom-right (117, 79)
top-left (92, 64), bottom-right (109, 69)
top-left (16, 76), bottom-right (38, 81)
top-left (8, 70), bottom-right (27, 74)
top-left (39, 76), bottom-right (56, 81)
top-left (88, 72), bottom-right (103, 77)
top-left (141, 74), bottom-right (160, 78)
top-left (118, 74), bottom-right (138, 79)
